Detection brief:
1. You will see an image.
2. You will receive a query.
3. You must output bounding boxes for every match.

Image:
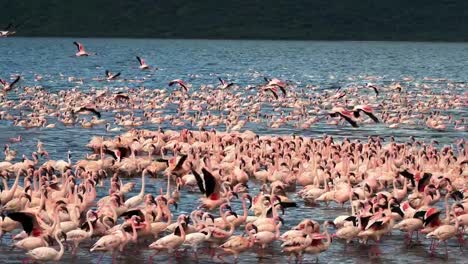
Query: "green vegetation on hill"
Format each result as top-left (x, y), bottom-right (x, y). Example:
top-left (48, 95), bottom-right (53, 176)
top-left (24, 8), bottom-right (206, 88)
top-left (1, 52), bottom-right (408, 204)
top-left (1, 0), bottom-right (467, 41)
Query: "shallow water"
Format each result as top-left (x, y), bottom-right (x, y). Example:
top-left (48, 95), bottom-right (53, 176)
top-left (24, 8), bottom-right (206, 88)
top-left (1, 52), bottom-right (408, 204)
top-left (0, 38), bottom-right (467, 263)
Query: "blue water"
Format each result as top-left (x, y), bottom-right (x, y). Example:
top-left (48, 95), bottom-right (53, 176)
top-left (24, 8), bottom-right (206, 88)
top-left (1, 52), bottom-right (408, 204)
top-left (0, 38), bottom-right (467, 263)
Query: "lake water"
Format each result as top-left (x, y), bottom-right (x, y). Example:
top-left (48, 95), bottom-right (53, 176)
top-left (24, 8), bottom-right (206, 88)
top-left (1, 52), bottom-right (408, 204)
top-left (0, 38), bottom-right (467, 263)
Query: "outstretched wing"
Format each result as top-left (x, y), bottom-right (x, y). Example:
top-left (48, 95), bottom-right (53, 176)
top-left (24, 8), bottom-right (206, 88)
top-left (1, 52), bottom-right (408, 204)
top-left (7, 212), bottom-right (36, 235)
top-left (201, 168), bottom-right (216, 197)
top-left (10, 76), bottom-right (21, 88)
top-left (192, 169), bottom-right (206, 195)
top-left (136, 56), bottom-right (143, 65)
top-left (338, 112), bottom-right (359, 127)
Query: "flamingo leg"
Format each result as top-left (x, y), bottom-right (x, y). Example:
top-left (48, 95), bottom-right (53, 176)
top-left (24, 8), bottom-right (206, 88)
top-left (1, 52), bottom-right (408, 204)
top-left (112, 250), bottom-right (117, 264)
top-left (457, 232), bottom-right (465, 249)
top-left (298, 253), bottom-right (303, 264)
top-left (445, 241), bottom-right (448, 257)
top-left (431, 240), bottom-right (439, 255)
top-left (217, 252), bottom-right (227, 262)
top-left (148, 250), bottom-right (159, 263)
top-left (97, 253), bottom-right (104, 264)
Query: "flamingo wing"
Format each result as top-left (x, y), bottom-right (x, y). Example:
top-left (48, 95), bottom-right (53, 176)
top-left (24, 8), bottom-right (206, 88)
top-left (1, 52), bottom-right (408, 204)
top-left (369, 85), bottom-right (379, 96)
top-left (112, 72), bottom-right (121, 79)
top-left (179, 83), bottom-right (188, 92)
top-left (76, 107), bottom-right (101, 118)
top-left (73, 41), bottom-right (83, 51)
top-left (7, 212), bottom-right (37, 235)
top-left (417, 172), bottom-right (432, 192)
top-left (278, 86), bottom-right (287, 97)
top-left (136, 56), bottom-right (143, 65)
top-left (191, 169), bottom-right (206, 195)
top-left (10, 76), bottom-right (21, 88)
top-left (173, 154), bottom-right (188, 171)
top-left (120, 209), bottom-right (144, 220)
top-left (363, 111), bottom-right (380, 123)
top-left (337, 112), bottom-right (359, 127)
top-left (218, 77), bottom-right (226, 85)
top-left (265, 88), bottom-right (279, 100)
top-left (201, 168), bottom-right (216, 197)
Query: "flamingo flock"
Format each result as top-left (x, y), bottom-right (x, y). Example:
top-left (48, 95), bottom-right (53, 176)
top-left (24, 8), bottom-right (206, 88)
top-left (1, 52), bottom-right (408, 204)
top-left (0, 40), bottom-right (466, 263)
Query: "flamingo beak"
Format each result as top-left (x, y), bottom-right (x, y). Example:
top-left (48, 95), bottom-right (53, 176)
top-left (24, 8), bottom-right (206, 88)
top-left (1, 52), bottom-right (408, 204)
top-left (230, 211), bottom-right (238, 218)
top-left (278, 216), bottom-right (284, 225)
top-left (252, 224), bottom-right (258, 233)
top-left (61, 232), bottom-right (67, 241)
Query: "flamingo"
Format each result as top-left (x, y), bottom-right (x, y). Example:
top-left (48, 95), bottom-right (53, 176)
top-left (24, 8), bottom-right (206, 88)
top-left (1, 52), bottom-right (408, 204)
top-left (66, 210), bottom-right (97, 254)
top-left (427, 214), bottom-right (460, 255)
top-left (183, 228), bottom-right (212, 260)
top-left (136, 56), bottom-right (149, 70)
top-left (124, 169), bottom-right (148, 209)
top-left (149, 215), bottom-right (187, 258)
top-left (217, 222), bottom-right (256, 261)
top-left (168, 79), bottom-right (189, 92)
top-left (329, 107), bottom-right (359, 127)
top-left (0, 75), bottom-right (21, 92)
top-left (105, 70), bottom-right (121, 80)
top-left (26, 230), bottom-right (65, 261)
top-left (73, 41), bottom-right (89, 56)
top-left (353, 105), bottom-right (380, 123)
top-left (218, 77), bottom-right (234, 89)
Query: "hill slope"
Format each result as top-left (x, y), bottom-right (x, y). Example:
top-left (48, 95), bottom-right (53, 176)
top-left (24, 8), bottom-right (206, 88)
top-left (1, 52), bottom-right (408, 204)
top-left (1, 0), bottom-right (467, 41)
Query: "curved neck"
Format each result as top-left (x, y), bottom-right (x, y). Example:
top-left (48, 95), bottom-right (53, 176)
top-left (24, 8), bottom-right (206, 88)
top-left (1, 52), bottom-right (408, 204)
top-left (87, 216), bottom-right (93, 237)
top-left (323, 224), bottom-right (331, 246)
top-left (221, 207), bottom-right (229, 225)
top-left (166, 174), bottom-right (171, 197)
top-left (6, 172), bottom-right (21, 201)
top-left (444, 193), bottom-right (450, 222)
top-left (131, 222), bottom-right (138, 242)
top-left (241, 198), bottom-right (248, 221)
top-left (54, 231), bottom-right (64, 260)
top-left (275, 221), bottom-right (282, 238)
top-left (165, 206), bottom-right (172, 224)
top-left (178, 220), bottom-right (186, 240)
top-left (139, 171), bottom-right (146, 197)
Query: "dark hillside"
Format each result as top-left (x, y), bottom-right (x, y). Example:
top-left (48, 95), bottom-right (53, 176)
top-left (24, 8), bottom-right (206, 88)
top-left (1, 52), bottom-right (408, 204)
top-left (1, 0), bottom-right (467, 41)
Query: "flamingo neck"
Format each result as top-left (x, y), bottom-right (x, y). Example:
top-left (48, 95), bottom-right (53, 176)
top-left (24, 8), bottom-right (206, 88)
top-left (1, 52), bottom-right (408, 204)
top-left (139, 171), bottom-right (146, 197)
top-left (55, 230), bottom-right (64, 260)
top-left (87, 216), bottom-right (94, 237)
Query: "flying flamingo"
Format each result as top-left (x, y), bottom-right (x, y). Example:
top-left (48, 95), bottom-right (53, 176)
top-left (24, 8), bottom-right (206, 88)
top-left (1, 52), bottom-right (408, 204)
top-left (353, 105), bottom-right (380, 123)
top-left (264, 77), bottom-right (287, 96)
top-left (218, 78), bottom-right (234, 89)
top-left (105, 70), bottom-right (121, 80)
top-left (0, 76), bottom-right (21, 92)
top-left (168, 79), bottom-right (189, 92)
top-left (136, 56), bottom-right (149, 70)
top-left (328, 106), bottom-right (359, 127)
top-left (73, 41), bottom-right (89, 56)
